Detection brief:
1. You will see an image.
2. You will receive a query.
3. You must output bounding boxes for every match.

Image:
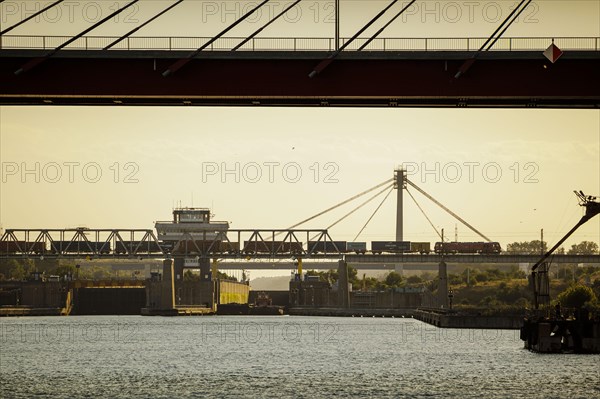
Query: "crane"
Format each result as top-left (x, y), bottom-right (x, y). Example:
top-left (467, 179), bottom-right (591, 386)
top-left (530, 191), bottom-right (600, 309)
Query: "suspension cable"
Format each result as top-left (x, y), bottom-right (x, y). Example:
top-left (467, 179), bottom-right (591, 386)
top-left (307, 183), bottom-right (393, 242)
top-left (454, 0), bottom-right (530, 78)
top-left (358, 0), bottom-right (417, 51)
top-left (104, 0), bottom-right (186, 50)
top-left (405, 188), bottom-right (443, 240)
top-left (15, 0), bottom-right (140, 75)
top-left (287, 178), bottom-right (393, 230)
top-left (233, 0), bottom-right (303, 51)
top-left (163, 0), bottom-right (271, 77)
top-left (406, 179), bottom-right (491, 242)
top-left (485, 0), bottom-right (533, 51)
top-left (476, 0), bottom-right (529, 53)
top-left (353, 186), bottom-right (395, 242)
top-left (1, 0), bottom-right (64, 35)
top-left (309, 0), bottom-right (400, 77)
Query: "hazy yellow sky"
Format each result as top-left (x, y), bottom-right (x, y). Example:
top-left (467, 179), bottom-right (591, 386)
top-left (2, 107), bottom-right (599, 249)
top-left (1, 1), bottom-right (599, 37)
top-left (1, 1), bottom-right (599, 265)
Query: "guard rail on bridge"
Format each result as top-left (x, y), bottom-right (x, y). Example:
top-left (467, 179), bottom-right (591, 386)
top-left (1, 36), bottom-right (598, 52)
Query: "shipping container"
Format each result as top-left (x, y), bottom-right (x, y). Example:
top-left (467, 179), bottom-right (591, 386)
top-left (243, 241), bottom-right (303, 254)
top-left (410, 242), bottom-right (431, 254)
top-left (51, 241), bottom-right (111, 254)
top-left (346, 242), bottom-right (367, 254)
top-left (371, 241), bottom-right (411, 254)
top-left (172, 240), bottom-right (224, 254)
top-left (219, 241), bottom-right (239, 254)
top-left (307, 241), bottom-right (347, 253)
top-left (115, 240), bottom-right (163, 254)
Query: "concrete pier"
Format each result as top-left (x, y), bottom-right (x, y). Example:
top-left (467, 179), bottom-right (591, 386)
top-left (414, 309), bottom-right (523, 329)
top-left (162, 259), bottom-right (175, 309)
top-left (338, 260), bottom-right (350, 309)
top-left (438, 261), bottom-right (448, 308)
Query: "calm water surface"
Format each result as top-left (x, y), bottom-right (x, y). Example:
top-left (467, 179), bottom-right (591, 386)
top-left (1, 316), bottom-right (599, 398)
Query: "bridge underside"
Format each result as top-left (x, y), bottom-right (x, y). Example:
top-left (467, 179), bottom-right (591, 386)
top-left (1, 50), bottom-right (599, 108)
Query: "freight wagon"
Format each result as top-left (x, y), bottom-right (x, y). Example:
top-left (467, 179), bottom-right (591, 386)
top-left (371, 241), bottom-right (411, 254)
top-left (50, 241), bottom-right (111, 254)
top-left (243, 241), bottom-right (303, 255)
top-left (434, 241), bottom-right (501, 254)
top-left (0, 241), bottom-right (45, 254)
top-left (410, 242), bottom-right (431, 254)
top-left (346, 242), bottom-right (367, 254)
top-left (115, 241), bottom-right (163, 254)
top-left (172, 240), bottom-right (219, 254)
top-left (307, 241), bottom-right (348, 253)
top-left (218, 241), bottom-right (240, 254)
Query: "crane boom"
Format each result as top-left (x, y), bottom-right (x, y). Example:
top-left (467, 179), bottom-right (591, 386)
top-left (531, 191), bottom-right (600, 272)
top-left (531, 191), bottom-right (600, 309)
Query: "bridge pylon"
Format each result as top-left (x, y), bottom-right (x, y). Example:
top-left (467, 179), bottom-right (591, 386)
top-left (394, 168), bottom-right (406, 242)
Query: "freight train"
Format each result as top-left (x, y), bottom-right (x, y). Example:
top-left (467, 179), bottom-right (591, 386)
top-left (298, 241), bottom-right (501, 254)
top-left (0, 239), bottom-right (502, 255)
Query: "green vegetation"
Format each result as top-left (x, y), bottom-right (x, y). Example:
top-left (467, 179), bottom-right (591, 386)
top-left (304, 264), bottom-right (534, 309)
top-left (0, 258), bottom-right (59, 280)
top-left (506, 240), bottom-right (548, 254)
top-left (217, 271), bottom-right (237, 281)
top-left (555, 284), bottom-right (598, 308)
top-left (567, 241), bottom-right (598, 255)
top-left (505, 239), bottom-right (598, 255)
top-left (301, 251), bottom-right (600, 311)
top-left (0, 258), bottom-right (143, 281)
top-left (306, 267), bottom-right (407, 291)
top-left (183, 269), bottom-right (200, 281)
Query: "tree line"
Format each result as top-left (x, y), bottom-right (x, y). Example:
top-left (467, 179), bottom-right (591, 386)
top-left (505, 240), bottom-right (598, 255)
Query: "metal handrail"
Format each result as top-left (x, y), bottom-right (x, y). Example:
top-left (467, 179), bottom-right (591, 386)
top-left (1, 35), bottom-right (599, 52)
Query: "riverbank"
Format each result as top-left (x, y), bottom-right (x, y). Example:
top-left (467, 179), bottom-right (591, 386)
top-left (413, 309), bottom-right (523, 329)
top-left (0, 306), bottom-right (64, 317)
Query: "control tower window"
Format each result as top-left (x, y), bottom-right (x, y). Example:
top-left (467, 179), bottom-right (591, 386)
top-left (178, 211), bottom-right (209, 223)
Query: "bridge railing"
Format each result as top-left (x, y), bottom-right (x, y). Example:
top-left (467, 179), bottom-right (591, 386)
top-left (1, 36), bottom-right (598, 52)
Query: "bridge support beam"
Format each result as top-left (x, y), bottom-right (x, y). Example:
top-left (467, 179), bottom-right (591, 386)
top-left (394, 263), bottom-right (404, 275)
top-left (2, 51), bottom-right (599, 107)
top-left (438, 260), bottom-right (448, 309)
top-left (200, 258), bottom-right (211, 280)
top-left (161, 259), bottom-right (175, 310)
top-left (338, 260), bottom-right (350, 308)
